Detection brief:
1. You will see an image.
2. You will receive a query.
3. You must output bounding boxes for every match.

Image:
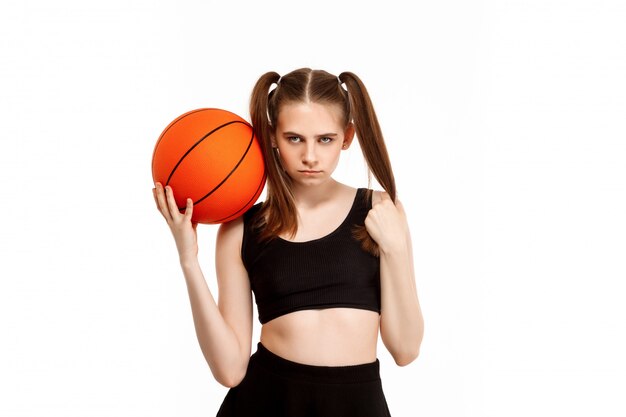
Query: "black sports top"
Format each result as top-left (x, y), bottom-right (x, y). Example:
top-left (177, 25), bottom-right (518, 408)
top-left (241, 188), bottom-right (381, 325)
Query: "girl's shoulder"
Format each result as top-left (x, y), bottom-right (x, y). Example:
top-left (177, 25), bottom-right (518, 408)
top-left (243, 201), bottom-right (264, 221)
top-left (241, 201), bottom-right (267, 236)
top-left (214, 201), bottom-right (264, 238)
top-left (369, 189), bottom-right (404, 207)
top-left (370, 189), bottom-right (386, 205)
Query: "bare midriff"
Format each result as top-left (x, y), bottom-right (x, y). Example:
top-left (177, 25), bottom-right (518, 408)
top-left (259, 307), bottom-right (380, 366)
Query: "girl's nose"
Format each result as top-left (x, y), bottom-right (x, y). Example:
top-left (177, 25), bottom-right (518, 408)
top-left (302, 143), bottom-right (318, 165)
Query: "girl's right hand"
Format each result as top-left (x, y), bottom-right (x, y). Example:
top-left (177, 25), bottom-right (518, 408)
top-left (152, 182), bottom-right (198, 263)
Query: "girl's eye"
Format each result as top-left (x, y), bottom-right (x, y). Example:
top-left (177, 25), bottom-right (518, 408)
top-left (288, 136), bottom-right (302, 143)
top-left (319, 137), bottom-right (333, 144)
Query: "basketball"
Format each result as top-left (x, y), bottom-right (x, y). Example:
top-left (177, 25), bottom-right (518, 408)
top-left (151, 108), bottom-right (266, 224)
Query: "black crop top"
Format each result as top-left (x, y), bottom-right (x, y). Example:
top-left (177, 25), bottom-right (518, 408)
top-left (241, 188), bottom-right (381, 325)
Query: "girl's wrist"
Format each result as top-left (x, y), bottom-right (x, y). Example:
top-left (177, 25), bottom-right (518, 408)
top-left (378, 241), bottom-right (410, 258)
top-left (179, 255), bottom-right (199, 269)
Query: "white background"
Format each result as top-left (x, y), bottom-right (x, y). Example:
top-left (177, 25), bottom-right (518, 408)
top-left (1, 0), bottom-right (625, 416)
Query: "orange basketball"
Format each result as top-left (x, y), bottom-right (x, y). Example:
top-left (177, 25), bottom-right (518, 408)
top-left (151, 108), bottom-right (266, 224)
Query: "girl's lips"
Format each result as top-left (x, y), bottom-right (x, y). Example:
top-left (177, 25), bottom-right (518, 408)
top-left (299, 170), bottom-right (322, 174)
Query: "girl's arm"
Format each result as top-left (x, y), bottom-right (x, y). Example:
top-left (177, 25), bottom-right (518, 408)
top-left (153, 183), bottom-right (253, 387)
top-left (366, 191), bottom-right (424, 366)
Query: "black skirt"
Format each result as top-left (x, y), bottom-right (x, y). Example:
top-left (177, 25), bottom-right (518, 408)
top-left (216, 341), bottom-right (392, 417)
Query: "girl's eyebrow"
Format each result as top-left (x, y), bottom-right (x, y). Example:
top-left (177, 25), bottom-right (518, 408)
top-left (282, 131), bottom-right (339, 137)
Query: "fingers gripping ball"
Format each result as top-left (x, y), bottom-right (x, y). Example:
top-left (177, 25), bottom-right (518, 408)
top-left (151, 108), bottom-right (266, 224)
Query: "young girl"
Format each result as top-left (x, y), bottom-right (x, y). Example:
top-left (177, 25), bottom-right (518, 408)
top-left (153, 68), bottom-right (424, 416)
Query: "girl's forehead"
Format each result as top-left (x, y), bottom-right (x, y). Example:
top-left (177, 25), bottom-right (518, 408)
top-left (277, 101), bottom-right (343, 127)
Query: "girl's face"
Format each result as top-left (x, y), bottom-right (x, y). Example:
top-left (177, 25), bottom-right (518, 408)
top-left (273, 101), bottom-right (354, 188)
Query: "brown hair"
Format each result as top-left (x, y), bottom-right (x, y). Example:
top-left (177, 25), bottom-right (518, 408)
top-left (249, 68), bottom-right (396, 256)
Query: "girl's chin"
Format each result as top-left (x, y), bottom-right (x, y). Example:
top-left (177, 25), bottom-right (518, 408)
top-left (290, 175), bottom-right (333, 187)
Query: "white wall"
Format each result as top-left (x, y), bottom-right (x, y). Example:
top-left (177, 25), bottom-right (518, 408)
top-left (1, 0), bottom-right (624, 416)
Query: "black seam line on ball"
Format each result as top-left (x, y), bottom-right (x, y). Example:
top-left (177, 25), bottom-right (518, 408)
top-left (166, 120), bottom-right (249, 186)
top-left (152, 108), bottom-right (206, 174)
top-left (176, 126), bottom-right (256, 211)
top-left (209, 169), bottom-right (267, 223)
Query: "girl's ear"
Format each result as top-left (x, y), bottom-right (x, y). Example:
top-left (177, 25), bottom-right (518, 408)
top-left (342, 122), bottom-right (355, 149)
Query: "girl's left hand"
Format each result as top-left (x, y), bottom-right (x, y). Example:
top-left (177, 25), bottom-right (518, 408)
top-left (364, 192), bottom-right (409, 254)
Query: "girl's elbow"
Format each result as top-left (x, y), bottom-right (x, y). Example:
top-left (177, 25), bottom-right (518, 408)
top-left (398, 319), bottom-right (424, 366)
top-left (217, 368), bottom-right (247, 388)
top-left (213, 359), bottom-right (249, 388)
top-left (219, 377), bottom-right (241, 389)
top-left (394, 347), bottom-right (420, 367)
top-left (393, 331), bottom-right (423, 367)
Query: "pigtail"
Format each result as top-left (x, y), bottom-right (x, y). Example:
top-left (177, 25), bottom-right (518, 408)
top-left (339, 72), bottom-right (397, 201)
top-left (249, 72), bottom-right (298, 239)
top-left (339, 72), bottom-right (397, 257)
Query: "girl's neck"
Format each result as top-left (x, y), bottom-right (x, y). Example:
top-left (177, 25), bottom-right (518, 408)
top-left (290, 180), bottom-right (345, 209)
